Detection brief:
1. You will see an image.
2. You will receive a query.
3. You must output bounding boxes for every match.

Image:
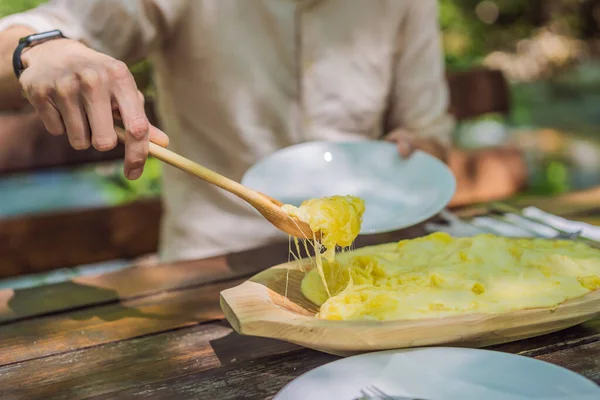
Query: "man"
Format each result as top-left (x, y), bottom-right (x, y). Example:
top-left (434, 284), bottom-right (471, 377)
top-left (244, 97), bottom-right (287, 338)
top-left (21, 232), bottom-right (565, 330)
top-left (0, 0), bottom-right (455, 262)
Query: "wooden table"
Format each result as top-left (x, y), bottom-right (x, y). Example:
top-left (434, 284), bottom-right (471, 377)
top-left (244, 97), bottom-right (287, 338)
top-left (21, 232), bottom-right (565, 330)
top-left (0, 219), bottom-right (599, 399)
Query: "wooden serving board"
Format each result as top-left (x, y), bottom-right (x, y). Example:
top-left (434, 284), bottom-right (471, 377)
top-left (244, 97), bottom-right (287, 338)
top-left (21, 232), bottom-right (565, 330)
top-left (220, 260), bottom-right (600, 356)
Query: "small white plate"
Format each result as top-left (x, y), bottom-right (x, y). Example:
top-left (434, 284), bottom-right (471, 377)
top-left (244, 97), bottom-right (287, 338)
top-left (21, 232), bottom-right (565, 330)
top-left (274, 347), bottom-right (600, 400)
top-left (242, 141), bottom-right (456, 235)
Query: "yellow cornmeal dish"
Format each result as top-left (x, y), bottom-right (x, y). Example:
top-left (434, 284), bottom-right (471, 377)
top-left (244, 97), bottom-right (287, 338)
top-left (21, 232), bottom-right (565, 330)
top-left (300, 232), bottom-right (600, 321)
top-left (282, 195), bottom-right (365, 296)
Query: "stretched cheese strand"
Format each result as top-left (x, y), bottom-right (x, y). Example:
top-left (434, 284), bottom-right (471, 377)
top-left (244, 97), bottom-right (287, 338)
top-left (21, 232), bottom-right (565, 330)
top-left (283, 195), bottom-right (365, 296)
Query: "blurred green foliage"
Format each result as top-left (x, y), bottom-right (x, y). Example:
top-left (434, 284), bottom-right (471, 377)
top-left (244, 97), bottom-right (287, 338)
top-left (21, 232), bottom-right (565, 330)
top-left (100, 158), bottom-right (162, 204)
top-left (440, 0), bottom-right (533, 70)
top-left (0, 0), bottom-right (46, 17)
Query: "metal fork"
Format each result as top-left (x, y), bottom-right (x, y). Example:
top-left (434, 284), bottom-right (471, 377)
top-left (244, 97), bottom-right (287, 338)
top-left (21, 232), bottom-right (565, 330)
top-left (442, 202), bottom-right (586, 241)
top-left (356, 385), bottom-right (430, 400)
top-left (488, 202), bottom-right (584, 240)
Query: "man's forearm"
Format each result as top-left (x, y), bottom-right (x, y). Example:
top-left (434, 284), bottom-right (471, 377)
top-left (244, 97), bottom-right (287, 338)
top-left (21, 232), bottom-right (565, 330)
top-left (0, 26), bottom-right (34, 111)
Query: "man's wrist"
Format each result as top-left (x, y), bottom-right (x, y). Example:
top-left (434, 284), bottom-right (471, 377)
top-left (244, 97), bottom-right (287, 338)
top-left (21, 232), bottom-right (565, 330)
top-left (13, 30), bottom-right (66, 77)
top-left (20, 37), bottom-right (70, 68)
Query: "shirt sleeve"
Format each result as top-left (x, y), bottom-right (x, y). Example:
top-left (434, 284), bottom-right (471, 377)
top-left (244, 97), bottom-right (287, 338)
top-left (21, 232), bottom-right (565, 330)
top-left (385, 0), bottom-right (455, 146)
top-left (0, 0), bottom-right (188, 64)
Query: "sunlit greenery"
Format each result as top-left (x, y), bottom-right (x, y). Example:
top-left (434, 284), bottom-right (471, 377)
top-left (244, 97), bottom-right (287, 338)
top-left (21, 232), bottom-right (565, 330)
top-left (0, 0), bottom-right (46, 17)
top-left (100, 158), bottom-right (162, 204)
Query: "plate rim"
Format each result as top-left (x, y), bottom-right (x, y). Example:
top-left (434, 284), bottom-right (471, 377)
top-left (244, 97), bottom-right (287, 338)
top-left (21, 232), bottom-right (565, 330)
top-left (273, 346), bottom-right (600, 399)
top-left (241, 140), bottom-right (457, 235)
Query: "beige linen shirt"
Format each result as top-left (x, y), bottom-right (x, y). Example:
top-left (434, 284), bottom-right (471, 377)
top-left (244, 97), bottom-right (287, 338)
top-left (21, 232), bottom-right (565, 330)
top-left (0, 0), bottom-right (454, 262)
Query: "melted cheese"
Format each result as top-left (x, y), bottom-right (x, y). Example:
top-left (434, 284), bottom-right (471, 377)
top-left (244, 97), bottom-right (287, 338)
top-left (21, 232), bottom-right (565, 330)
top-left (283, 195), bottom-right (365, 296)
top-left (301, 232), bottom-right (600, 321)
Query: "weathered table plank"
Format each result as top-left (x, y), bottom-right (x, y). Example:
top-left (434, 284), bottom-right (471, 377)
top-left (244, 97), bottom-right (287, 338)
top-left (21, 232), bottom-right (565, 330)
top-left (0, 279), bottom-right (245, 366)
top-left (1, 311), bottom-right (598, 399)
top-left (0, 255), bottom-right (229, 324)
top-left (88, 342), bottom-right (600, 400)
top-left (491, 318), bottom-right (600, 356)
top-left (536, 340), bottom-right (600, 383)
top-left (0, 225), bottom-right (428, 325)
top-left (0, 199), bottom-right (162, 278)
top-left (92, 349), bottom-right (337, 400)
top-left (0, 322), bottom-right (300, 400)
top-left (2, 210), bottom-right (600, 399)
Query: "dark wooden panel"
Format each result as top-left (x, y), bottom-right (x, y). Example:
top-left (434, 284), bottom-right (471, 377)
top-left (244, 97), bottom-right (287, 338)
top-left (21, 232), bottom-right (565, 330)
top-left (0, 111), bottom-right (125, 176)
top-left (0, 199), bottom-right (162, 279)
top-left (447, 68), bottom-right (510, 121)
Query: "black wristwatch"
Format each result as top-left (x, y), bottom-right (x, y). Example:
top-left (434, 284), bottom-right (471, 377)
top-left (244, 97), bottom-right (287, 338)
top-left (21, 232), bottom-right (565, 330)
top-left (12, 29), bottom-right (66, 79)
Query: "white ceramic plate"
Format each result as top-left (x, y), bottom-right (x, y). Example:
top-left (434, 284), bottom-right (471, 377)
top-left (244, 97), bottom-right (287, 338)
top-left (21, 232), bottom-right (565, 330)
top-left (274, 347), bottom-right (600, 400)
top-left (242, 141), bottom-right (456, 234)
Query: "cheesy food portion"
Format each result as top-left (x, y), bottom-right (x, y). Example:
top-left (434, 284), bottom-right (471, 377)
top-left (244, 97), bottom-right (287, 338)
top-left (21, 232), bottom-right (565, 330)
top-left (301, 232), bottom-right (600, 321)
top-left (283, 195), bottom-right (365, 261)
top-left (283, 195), bottom-right (365, 295)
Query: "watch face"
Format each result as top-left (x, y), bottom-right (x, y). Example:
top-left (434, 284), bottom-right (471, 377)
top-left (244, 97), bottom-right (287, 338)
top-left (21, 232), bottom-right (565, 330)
top-left (26, 30), bottom-right (65, 45)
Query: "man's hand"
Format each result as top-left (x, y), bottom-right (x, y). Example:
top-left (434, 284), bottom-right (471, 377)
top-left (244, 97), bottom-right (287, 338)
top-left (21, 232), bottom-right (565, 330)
top-left (385, 129), bottom-right (449, 163)
top-left (19, 38), bottom-right (168, 179)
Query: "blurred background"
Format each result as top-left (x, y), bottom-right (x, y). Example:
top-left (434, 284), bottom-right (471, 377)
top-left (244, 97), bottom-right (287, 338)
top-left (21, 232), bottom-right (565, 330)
top-left (3, 0), bottom-right (600, 286)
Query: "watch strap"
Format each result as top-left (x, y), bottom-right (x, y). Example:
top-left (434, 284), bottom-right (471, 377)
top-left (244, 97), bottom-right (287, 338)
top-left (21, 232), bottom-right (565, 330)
top-left (13, 29), bottom-right (66, 79)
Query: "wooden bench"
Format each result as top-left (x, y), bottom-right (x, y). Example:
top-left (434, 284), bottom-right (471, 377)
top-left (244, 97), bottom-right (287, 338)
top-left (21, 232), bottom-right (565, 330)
top-left (0, 68), bottom-right (526, 278)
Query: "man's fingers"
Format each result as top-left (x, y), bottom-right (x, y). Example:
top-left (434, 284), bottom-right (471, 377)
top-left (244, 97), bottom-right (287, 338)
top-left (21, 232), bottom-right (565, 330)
top-left (113, 103), bottom-right (169, 148)
top-left (53, 76), bottom-right (91, 150)
top-left (22, 81), bottom-right (65, 135)
top-left (396, 139), bottom-right (415, 159)
top-left (80, 69), bottom-right (117, 152)
top-left (32, 100), bottom-right (65, 136)
top-left (386, 130), bottom-right (415, 159)
top-left (149, 125), bottom-right (169, 147)
top-left (109, 61), bottom-right (149, 179)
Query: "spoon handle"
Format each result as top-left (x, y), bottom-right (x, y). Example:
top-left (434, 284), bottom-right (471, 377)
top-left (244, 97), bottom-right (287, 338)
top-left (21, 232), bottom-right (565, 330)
top-left (114, 126), bottom-right (262, 204)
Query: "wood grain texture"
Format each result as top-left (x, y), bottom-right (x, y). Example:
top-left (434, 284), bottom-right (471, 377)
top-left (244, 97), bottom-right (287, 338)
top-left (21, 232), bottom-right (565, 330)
top-left (536, 340), bottom-right (600, 383)
top-left (0, 312), bottom-right (598, 399)
top-left (0, 224), bottom-right (428, 324)
top-left (0, 324), bottom-right (328, 399)
top-left (0, 199), bottom-right (162, 278)
top-left (221, 259), bottom-right (600, 355)
top-left (0, 279), bottom-right (244, 366)
top-left (0, 321), bottom-right (303, 400)
top-left (0, 255), bottom-right (229, 324)
top-left (94, 339), bottom-right (600, 400)
top-left (490, 317), bottom-right (600, 357)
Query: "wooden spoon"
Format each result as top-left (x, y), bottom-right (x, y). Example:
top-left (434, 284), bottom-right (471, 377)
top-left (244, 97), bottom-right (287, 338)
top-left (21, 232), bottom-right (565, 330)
top-left (114, 127), bottom-right (316, 239)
